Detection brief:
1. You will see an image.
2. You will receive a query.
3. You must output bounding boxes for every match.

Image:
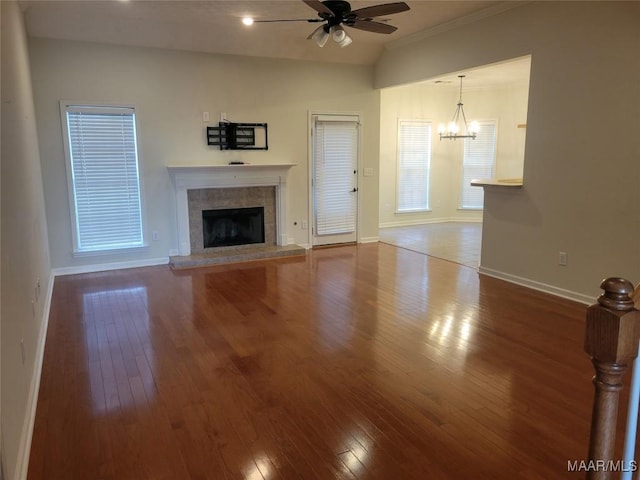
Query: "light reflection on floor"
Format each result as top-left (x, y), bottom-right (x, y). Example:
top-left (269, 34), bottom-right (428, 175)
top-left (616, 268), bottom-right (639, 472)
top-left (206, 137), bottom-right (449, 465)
top-left (82, 285), bottom-right (152, 415)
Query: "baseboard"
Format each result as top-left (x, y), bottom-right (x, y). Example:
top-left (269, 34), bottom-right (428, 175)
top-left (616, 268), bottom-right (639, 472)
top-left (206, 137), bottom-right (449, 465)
top-left (478, 266), bottom-right (594, 305)
top-left (358, 236), bottom-right (379, 244)
top-left (288, 238), bottom-right (311, 250)
top-left (15, 269), bottom-right (55, 480)
top-left (52, 257), bottom-right (169, 276)
top-left (379, 217), bottom-right (482, 229)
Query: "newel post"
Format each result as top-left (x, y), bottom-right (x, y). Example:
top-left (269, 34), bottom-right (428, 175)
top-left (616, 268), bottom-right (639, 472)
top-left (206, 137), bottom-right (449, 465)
top-left (585, 278), bottom-right (640, 480)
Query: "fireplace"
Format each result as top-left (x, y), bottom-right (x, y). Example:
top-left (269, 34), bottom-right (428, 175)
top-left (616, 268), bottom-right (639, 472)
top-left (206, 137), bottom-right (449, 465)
top-left (202, 207), bottom-right (265, 248)
top-left (167, 164), bottom-right (295, 256)
top-left (187, 186), bottom-right (275, 254)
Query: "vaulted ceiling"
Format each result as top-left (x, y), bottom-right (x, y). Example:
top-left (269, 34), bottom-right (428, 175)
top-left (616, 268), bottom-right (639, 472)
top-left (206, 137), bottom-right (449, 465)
top-left (20, 0), bottom-right (515, 66)
top-left (20, 0), bottom-right (533, 87)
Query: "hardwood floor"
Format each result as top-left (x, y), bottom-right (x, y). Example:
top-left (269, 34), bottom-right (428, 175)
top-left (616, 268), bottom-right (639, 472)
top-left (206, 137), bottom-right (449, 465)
top-left (28, 243), bottom-right (596, 479)
top-left (379, 222), bottom-right (482, 268)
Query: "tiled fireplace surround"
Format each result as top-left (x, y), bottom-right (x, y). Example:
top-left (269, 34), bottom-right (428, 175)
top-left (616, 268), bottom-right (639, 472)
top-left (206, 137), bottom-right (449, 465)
top-left (187, 186), bottom-right (276, 254)
top-left (167, 164), bottom-right (296, 257)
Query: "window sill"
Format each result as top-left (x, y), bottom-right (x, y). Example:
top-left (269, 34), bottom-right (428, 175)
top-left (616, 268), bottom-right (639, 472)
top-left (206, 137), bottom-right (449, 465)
top-left (395, 209), bottom-right (432, 215)
top-left (457, 207), bottom-right (483, 211)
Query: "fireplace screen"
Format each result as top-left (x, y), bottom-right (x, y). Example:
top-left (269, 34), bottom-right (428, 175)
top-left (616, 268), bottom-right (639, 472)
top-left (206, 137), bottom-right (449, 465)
top-left (202, 207), bottom-right (265, 248)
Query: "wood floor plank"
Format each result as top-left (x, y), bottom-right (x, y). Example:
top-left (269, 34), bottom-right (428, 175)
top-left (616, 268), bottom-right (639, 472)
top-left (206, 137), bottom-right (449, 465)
top-left (28, 244), bottom-right (597, 479)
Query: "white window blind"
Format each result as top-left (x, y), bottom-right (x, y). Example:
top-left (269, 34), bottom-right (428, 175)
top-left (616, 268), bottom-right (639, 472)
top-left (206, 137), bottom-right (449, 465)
top-left (63, 105), bottom-right (144, 252)
top-left (461, 120), bottom-right (497, 209)
top-left (313, 119), bottom-right (358, 235)
top-left (397, 120), bottom-right (431, 212)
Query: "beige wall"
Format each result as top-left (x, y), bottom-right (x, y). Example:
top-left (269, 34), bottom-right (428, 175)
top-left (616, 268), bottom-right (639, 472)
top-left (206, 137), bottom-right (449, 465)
top-left (29, 39), bottom-right (381, 268)
top-left (376, 1), bottom-right (640, 300)
top-left (379, 80), bottom-right (529, 227)
top-left (1, 2), bottom-right (52, 479)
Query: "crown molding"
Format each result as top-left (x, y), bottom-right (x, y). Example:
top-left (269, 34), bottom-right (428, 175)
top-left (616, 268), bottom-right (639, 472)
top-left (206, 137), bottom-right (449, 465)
top-left (385, 1), bottom-right (530, 51)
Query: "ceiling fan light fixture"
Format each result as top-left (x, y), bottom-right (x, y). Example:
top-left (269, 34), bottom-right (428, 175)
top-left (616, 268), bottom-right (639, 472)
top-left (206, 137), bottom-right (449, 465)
top-left (241, 17), bottom-right (254, 26)
top-left (311, 25), bottom-right (329, 47)
top-left (331, 25), bottom-right (352, 47)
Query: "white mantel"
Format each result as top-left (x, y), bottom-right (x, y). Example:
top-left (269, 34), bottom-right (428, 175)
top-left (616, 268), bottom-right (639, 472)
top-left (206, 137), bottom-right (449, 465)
top-left (167, 164), bottom-right (296, 256)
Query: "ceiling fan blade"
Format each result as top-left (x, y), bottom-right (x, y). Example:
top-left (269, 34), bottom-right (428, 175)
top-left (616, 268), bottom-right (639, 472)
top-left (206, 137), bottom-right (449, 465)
top-left (349, 19), bottom-right (398, 34)
top-left (302, 0), bottom-right (334, 17)
top-left (351, 2), bottom-right (409, 18)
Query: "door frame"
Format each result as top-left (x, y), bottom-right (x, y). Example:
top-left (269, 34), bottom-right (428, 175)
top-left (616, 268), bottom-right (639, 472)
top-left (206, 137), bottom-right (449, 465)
top-left (307, 111), bottom-right (362, 247)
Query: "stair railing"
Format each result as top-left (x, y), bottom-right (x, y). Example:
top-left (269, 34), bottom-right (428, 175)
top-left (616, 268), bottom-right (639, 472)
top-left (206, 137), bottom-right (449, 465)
top-left (585, 278), bottom-right (640, 480)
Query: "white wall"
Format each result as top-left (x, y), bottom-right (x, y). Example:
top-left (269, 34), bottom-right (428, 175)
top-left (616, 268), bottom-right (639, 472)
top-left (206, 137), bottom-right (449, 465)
top-left (1, 2), bottom-right (52, 479)
top-left (379, 80), bottom-right (529, 227)
top-left (29, 39), bottom-right (381, 269)
top-left (376, 2), bottom-right (640, 300)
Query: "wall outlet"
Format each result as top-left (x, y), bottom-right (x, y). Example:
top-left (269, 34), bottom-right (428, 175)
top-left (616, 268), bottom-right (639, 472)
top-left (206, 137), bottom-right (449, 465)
top-left (152, 230), bottom-right (159, 241)
top-left (558, 251), bottom-right (568, 266)
top-left (202, 111), bottom-right (210, 123)
top-left (302, 220), bottom-right (308, 229)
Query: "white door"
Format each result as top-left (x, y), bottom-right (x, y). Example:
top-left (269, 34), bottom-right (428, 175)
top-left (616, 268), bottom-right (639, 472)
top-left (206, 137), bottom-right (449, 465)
top-left (311, 115), bottom-right (359, 246)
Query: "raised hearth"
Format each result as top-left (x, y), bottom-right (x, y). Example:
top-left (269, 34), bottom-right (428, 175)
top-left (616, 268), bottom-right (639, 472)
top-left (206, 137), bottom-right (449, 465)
top-left (169, 244), bottom-right (305, 269)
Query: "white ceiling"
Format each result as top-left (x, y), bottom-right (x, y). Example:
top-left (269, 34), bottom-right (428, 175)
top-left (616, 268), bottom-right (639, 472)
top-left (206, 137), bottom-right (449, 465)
top-left (20, 0), bottom-right (530, 85)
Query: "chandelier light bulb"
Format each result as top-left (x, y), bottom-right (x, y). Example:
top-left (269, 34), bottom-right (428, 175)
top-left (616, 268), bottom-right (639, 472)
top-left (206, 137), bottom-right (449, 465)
top-left (448, 122), bottom-right (459, 134)
top-left (469, 121), bottom-right (480, 134)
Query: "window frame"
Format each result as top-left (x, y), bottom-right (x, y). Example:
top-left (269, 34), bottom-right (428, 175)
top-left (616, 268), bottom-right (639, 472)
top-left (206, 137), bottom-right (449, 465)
top-left (395, 119), bottom-right (432, 214)
top-left (459, 119), bottom-right (498, 210)
top-left (60, 101), bottom-right (147, 255)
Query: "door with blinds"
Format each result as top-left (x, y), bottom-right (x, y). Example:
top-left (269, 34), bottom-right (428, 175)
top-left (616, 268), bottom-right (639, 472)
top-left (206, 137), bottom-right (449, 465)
top-left (311, 115), bottom-right (359, 246)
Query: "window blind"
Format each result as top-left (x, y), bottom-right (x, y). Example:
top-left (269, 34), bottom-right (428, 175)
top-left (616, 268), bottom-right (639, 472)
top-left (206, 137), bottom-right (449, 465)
top-left (397, 120), bottom-right (431, 212)
top-left (313, 119), bottom-right (358, 235)
top-left (64, 105), bottom-right (144, 252)
top-left (461, 120), bottom-right (496, 209)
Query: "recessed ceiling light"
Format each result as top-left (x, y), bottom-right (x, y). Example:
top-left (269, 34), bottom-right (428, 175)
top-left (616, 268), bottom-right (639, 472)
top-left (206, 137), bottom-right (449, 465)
top-left (242, 17), bottom-right (254, 26)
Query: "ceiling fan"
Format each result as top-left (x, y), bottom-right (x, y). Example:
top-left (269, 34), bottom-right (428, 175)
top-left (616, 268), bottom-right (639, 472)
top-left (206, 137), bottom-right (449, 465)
top-left (248, 0), bottom-right (410, 48)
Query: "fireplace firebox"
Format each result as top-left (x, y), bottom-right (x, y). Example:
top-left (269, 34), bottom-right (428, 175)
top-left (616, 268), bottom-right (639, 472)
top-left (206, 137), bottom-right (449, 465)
top-left (202, 207), bottom-right (265, 248)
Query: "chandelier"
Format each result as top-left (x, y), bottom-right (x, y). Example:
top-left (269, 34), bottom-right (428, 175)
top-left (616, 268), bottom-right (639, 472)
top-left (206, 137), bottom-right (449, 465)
top-left (438, 75), bottom-right (479, 140)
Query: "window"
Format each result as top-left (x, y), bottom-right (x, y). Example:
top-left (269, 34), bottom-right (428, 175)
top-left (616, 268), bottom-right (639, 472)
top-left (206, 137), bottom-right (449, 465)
top-left (461, 120), bottom-right (497, 209)
top-left (62, 104), bottom-right (144, 253)
top-left (397, 120), bottom-right (432, 212)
